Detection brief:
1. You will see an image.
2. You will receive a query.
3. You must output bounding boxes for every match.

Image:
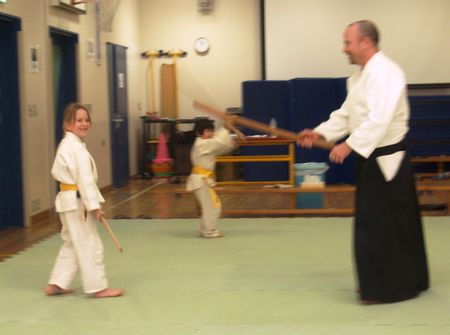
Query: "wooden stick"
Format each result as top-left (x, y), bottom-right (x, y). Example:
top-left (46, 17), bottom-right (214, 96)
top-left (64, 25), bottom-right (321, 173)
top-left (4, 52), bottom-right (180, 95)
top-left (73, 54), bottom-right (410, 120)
top-left (100, 216), bottom-right (123, 253)
top-left (193, 101), bottom-right (334, 150)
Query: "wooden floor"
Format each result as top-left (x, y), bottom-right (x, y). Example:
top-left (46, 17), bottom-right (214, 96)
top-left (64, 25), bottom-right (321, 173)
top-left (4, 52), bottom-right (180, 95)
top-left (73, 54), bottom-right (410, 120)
top-left (0, 177), bottom-right (448, 262)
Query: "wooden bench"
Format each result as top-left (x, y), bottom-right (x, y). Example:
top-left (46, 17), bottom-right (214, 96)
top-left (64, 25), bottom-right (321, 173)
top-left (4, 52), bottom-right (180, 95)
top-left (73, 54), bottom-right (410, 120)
top-left (176, 184), bottom-right (450, 216)
top-left (411, 155), bottom-right (450, 176)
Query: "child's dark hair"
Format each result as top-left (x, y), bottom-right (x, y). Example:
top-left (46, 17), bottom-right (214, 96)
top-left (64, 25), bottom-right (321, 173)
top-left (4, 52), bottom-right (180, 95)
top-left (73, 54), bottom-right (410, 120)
top-left (194, 118), bottom-right (214, 135)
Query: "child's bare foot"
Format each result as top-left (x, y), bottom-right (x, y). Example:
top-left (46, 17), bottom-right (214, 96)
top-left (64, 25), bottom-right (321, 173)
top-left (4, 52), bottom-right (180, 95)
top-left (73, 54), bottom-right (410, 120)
top-left (201, 231), bottom-right (224, 238)
top-left (94, 288), bottom-right (124, 298)
top-left (45, 284), bottom-right (74, 296)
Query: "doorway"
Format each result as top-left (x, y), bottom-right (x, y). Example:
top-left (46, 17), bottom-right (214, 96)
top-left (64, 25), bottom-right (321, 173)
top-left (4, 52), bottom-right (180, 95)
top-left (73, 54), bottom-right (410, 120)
top-left (49, 27), bottom-right (78, 144)
top-left (107, 43), bottom-right (130, 188)
top-left (0, 14), bottom-right (23, 228)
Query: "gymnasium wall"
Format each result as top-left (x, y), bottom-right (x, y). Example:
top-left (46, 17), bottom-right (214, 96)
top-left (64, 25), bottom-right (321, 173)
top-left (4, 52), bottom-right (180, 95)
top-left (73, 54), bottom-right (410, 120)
top-left (264, 0), bottom-right (450, 84)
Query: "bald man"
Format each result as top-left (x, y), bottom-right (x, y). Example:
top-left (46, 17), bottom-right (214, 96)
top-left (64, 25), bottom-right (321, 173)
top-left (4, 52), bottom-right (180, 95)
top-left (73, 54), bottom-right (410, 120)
top-left (298, 20), bottom-right (429, 304)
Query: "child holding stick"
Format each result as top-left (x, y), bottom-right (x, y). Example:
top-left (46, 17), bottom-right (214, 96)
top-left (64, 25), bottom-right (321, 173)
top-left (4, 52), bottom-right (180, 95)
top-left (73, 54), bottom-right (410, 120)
top-left (186, 119), bottom-right (237, 238)
top-left (45, 103), bottom-right (124, 298)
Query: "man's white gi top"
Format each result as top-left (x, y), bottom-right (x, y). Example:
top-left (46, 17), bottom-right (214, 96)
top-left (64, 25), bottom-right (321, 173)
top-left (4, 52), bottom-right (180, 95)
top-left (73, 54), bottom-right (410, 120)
top-left (314, 51), bottom-right (409, 181)
top-left (52, 131), bottom-right (105, 212)
top-left (186, 128), bottom-right (235, 191)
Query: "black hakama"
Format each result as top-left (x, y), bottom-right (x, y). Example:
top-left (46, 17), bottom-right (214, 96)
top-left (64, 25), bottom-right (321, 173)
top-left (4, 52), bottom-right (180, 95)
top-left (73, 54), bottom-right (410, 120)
top-left (354, 141), bottom-right (429, 303)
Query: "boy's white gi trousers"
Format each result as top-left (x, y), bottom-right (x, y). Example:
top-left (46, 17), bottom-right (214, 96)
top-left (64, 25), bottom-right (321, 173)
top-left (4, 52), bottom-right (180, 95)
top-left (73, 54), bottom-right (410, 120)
top-left (193, 183), bottom-right (222, 237)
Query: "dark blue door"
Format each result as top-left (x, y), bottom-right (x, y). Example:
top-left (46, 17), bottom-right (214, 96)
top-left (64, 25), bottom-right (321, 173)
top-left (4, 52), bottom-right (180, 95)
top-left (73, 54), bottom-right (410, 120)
top-left (107, 43), bottom-right (129, 188)
top-left (0, 15), bottom-right (23, 228)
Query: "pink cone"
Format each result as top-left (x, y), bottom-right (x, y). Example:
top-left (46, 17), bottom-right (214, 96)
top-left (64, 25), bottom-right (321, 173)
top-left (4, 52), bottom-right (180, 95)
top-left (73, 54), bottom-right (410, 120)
top-left (153, 133), bottom-right (173, 164)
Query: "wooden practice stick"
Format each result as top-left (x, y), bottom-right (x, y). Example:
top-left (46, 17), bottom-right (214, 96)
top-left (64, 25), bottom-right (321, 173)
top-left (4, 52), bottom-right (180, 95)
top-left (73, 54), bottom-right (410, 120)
top-left (193, 101), bottom-right (334, 150)
top-left (100, 216), bottom-right (123, 253)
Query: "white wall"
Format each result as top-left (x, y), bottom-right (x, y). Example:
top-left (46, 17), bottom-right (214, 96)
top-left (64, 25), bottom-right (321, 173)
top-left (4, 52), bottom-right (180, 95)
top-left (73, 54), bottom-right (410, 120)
top-left (265, 0), bottom-right (450, 84)
top-left (138, 0), bottom-right (261, 117)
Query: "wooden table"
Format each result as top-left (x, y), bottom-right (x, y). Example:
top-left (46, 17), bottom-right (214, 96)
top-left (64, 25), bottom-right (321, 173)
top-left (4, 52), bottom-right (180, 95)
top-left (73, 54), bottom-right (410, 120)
top-left (216, 137), bottom-right (295, 186)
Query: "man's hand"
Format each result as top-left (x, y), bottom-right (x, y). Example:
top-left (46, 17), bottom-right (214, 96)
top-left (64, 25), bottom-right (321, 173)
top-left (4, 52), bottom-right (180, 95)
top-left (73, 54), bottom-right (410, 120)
top-left (329, 142), bottom-right (352, 164)
top-left (297, 129), bottom-right (324, 148)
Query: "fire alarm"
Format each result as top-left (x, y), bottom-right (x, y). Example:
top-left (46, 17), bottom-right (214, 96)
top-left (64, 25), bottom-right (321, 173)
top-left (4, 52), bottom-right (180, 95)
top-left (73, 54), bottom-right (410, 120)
top-left (197, 0), bottom-right (213, 14)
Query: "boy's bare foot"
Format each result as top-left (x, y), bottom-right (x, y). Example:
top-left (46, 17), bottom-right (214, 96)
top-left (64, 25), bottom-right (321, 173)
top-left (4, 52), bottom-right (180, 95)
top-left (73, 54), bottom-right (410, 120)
top-left (45, 284), bottom-right (74, 296)
top-left (94, 288), bottom-right (125, 298)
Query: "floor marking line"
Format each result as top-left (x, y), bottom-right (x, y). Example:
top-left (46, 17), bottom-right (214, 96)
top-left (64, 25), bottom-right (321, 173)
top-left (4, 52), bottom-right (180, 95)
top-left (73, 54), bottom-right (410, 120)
top-left (105, 181), bottom-right (165, 212)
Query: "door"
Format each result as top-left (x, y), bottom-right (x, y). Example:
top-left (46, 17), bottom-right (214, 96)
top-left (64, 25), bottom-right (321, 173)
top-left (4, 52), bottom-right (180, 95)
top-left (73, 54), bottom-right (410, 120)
top-left (49, 27), bottom-right (78, 144)
top-left (0, 14), bottom-right (23, 228)
top-left (107, 43), bottom-right (130, 188)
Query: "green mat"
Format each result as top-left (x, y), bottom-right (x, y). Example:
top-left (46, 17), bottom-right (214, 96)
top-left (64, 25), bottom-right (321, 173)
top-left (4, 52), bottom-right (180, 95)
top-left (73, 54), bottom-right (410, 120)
top-left (1, 217), bottom-right (450, 335)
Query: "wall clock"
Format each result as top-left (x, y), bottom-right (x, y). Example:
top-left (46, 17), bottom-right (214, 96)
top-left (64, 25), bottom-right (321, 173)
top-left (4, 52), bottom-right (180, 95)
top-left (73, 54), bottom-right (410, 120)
top-left (194, 37), bottom-right (210, 54)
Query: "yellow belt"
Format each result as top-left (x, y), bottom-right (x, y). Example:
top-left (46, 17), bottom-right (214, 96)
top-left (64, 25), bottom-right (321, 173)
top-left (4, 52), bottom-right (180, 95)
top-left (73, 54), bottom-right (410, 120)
top-left (60, 183), bottom-right (78, 191)
top-left (209, 188), bottom-right (221, 209)
top-left (191, 166), bottom-right (215, 179)
top-left (191, 167), bottom-right (220, 209)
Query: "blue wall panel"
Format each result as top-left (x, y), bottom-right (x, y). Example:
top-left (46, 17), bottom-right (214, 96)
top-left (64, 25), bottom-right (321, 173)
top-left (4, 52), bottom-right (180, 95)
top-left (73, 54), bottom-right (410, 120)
top-left (242, 80), bottom-right (450, 183)
top-left (289, 78), bottom-right (354, 184)
top-left (242, 78), bottom-right (357, 184)
top-left (242, 80), bottom-right (290, 181)
top-left (407, 95), bottom-right (450, 157)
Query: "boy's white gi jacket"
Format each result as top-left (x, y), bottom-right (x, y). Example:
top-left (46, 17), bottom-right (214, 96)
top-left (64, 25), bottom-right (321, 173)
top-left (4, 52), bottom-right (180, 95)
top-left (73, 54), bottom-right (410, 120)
top-left (186, 128), bottom-right (235, 191)
top-left (52, 132), bottom-right (105, 212)
top-left (314, 51), bottom-right (409, 181)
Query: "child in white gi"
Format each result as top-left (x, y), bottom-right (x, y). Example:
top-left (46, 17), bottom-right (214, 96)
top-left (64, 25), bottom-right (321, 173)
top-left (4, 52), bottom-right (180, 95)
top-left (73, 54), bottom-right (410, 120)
top-left (45, 103), bottom-right (124, 298)
top-left (186, 119), bottom-right (236, 238)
